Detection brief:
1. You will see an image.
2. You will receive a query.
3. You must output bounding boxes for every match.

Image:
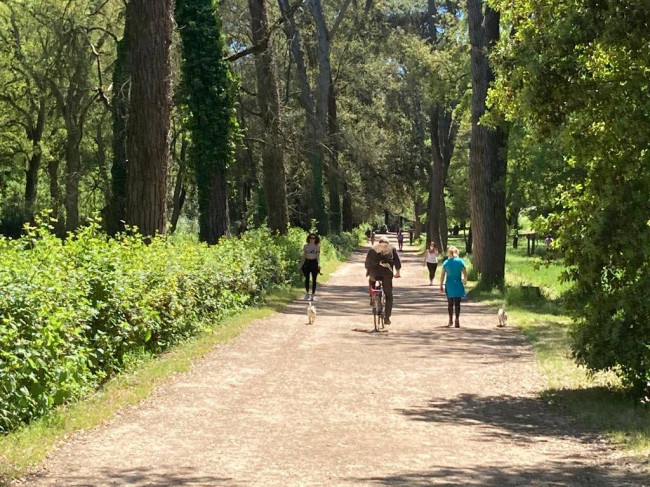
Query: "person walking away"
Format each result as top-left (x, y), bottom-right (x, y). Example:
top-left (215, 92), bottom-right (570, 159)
top-left (370, 230), bottom-right (376, 246)
top-left (409, 229), bottom-right (413, 246)
top-left (397, 229), bottom-right (404, 251)
top-left (439, 246), bottom-right (467, 327)
top-left (545, 234), bottom-right (554, 251)
top-left (423, 242), bottom-right (440, 285)
top-left (300, 233), bottom-right (320, 300)
top-left (365, 236), bottom-right (401, 325)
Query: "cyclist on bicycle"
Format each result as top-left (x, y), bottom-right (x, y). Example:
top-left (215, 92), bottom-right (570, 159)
top-left (365, 235), bottom-right (401, 324)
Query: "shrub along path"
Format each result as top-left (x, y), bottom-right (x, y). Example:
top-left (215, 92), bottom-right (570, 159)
top-left (24, 237), bottom-right (645, 486)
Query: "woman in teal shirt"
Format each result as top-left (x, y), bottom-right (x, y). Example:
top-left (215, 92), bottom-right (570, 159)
top-left (440, 246), bottom-right (467, 328)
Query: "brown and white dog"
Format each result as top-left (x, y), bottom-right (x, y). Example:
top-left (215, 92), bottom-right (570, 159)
top-left (497, 307), bottom-right (507, 327)
top-left (307, 301), bottom-right (317, 325)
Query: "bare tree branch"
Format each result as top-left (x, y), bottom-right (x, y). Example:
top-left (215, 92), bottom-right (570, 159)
top-left (83, 32), bottom-right (111, 108)
top-left (226, 0), bottom-right (304, 62)
top-left (328, 0), bottom-right (353, 41)
top-left (89, 0), bottom-right (111, 16)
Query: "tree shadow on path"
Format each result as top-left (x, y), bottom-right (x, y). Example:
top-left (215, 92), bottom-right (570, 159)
top-left (27, 466), bottom-right (239, 486)
top-left (350, 462), bottom-right (647, 486)
top-left (363, 393), bottom-right (649, 486)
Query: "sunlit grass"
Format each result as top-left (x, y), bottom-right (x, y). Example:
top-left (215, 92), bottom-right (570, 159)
top-left (466, 241), bottom-right (650, 460)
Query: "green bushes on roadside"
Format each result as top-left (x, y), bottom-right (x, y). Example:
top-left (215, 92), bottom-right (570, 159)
top-left (0, 219), bottom-right (363, 434)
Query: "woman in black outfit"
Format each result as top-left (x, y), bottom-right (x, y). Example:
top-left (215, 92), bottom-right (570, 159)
top-left (300, 233), bottom-right (321, 300)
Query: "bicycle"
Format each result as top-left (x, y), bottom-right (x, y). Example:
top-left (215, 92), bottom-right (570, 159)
top-left (369, 280), bottom-right (387, 332)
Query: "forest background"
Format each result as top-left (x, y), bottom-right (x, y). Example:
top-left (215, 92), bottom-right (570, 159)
top-left (0, 0), bottom-right (648, 453)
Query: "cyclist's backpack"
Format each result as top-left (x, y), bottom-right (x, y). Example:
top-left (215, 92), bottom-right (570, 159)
top-left (369, 242), bottom-right (394, 268)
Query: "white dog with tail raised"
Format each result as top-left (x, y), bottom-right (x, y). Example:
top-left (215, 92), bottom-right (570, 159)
top-left (307, 301), bottom-right (317, 325)
top-left (497, 307), bottom-right (508, 327)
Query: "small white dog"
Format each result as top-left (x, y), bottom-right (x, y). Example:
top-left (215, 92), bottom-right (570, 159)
top-left (307, 302), bottom-right (317, 325)
top-left (497, 307), bottom-right (508, 327)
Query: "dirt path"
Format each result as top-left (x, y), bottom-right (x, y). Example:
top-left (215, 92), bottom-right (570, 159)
top-left (24, 237), bottom-right (646, 486)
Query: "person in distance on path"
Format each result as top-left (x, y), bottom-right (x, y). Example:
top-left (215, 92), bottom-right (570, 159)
top-left (439, 246), bottom-right (467, 327)
top-left (300, 233), bottom-right (320, 300)
top-left (365, 235), bottom-right (401, 325)
top-left (397, 229), bottom-right (405, 251)
top-left (423, 241), bottom-right (440, 285)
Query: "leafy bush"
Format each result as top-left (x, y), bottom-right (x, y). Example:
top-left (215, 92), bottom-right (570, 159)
top-left (0, 220), bottom-right (358, 433)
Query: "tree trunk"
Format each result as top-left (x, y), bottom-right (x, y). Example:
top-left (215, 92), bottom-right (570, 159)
top-left (170, 135), bottom-right (188, 234)
top-left (235, 93), bottom-right (258, 225)
top-left (177, 0), bottom-right (235, 244)
top-left (342, 181), bottom-right (353, 231)
top-left (95, 119), bottom-right (111, 210)
top-left (107, 36), bottom-right (130, 236)
top-left (441, 196), bottom-right (449, 249)
top-left (308, 0), bottom-right (331, 235)
top-left (47, 158), bottom-right (65, 236)
top-left (249, 0), bottom-right (289, 234)
top-left (428, 105), bottom-right (445, 252)
top-left (125, 0), bottom-right (173, 238)
top-left (24, 99), bottom-right (46, 222)
top-left (201, 166), bottom-right (229, 243)
top-left (414, 195), bottom-right (424, 240)
top-left (64, 126), bottom-right (81, 231)
top-left (440, 119), bottom-right (456, 251)
top-left (467, 0), bottom-right (507, 284)
top-left (327, 74), bottom-right (342, 234)
top-left (278, 0), bottom-right (325, 232)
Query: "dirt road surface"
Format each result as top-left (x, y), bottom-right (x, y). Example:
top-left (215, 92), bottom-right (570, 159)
top-left (24, 238), bottom-right (647, 486)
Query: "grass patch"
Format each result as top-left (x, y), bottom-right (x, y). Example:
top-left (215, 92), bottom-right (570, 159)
top-left (0, 254), bottom-right (350, 484)
top-left (466, 241), bottom-right (650, 460)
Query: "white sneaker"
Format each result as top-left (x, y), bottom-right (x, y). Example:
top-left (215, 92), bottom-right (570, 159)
top-left (310, 294), bottom-right (316, 301)
top-left (304, 293), bottom-right (310, 300)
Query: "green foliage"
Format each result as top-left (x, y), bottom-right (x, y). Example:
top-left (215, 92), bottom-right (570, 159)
top-left (490, 0), bottom-right (650, 390)
top-left (0, 217), bottom-right (358, 434)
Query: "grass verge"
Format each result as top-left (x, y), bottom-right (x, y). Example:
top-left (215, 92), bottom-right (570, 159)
top-left (0, 254), bottom-right (348, 484)
top-left (463, 239), bottom-right (650, 461)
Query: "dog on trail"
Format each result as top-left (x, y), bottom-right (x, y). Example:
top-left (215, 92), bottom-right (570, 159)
top-left (307, 301), bottom-right (317, 325)
top-left (497, 307), bottom-right (508, 327)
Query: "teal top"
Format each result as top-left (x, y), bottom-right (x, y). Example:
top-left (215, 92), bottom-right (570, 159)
top-left (442, 257), bottom-right (466, 298)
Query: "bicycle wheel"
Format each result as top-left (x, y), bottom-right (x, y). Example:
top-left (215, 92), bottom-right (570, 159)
top-left (372, 299), bottom-right (379, 331)
top-left (380, 291), bottom-right (387, 328)
top-left (377, 292), bottom-right (384, 330)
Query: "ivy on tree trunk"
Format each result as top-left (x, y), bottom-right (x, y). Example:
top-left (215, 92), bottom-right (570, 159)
top-left (176, 0), bottom-right (236, 244)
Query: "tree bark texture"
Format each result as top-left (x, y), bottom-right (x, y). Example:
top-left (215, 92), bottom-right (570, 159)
top-left (24, 99), bottom-right (46, 222)
top-left (47, 158), bottom-right (65, 237)
top-left (249, 0), bottom-right (289, 234)
top-left (63, 126), bottom-right (82, 232)
top-left (107, 36), bottom-right (130, 236)
top-left (428, 105), bottom-right (445, 251)
top-left (467, 0), bottom-right (508, 284)
top-left (309, 0), bottom-right (332, 235)
top-left (414, 195), bottom-right (424, 240)
top-left (170, 135), bottom-right (188, 234)
top-left (125, 0), bottom-right (173, 238)
top-left (342, 181), bottom-right (353, 230)
top-left (234, 94), bottom-right (259, 226)
top-left (327, 74), bottom-right (342, 233)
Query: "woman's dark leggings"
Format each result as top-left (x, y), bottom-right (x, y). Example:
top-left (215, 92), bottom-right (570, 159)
top-left (447, 297), bottom-right (461, 320)
top-left (302, 260), bottom-right (318, 294)
top-left (426, 262), bottom-right (438, 281)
